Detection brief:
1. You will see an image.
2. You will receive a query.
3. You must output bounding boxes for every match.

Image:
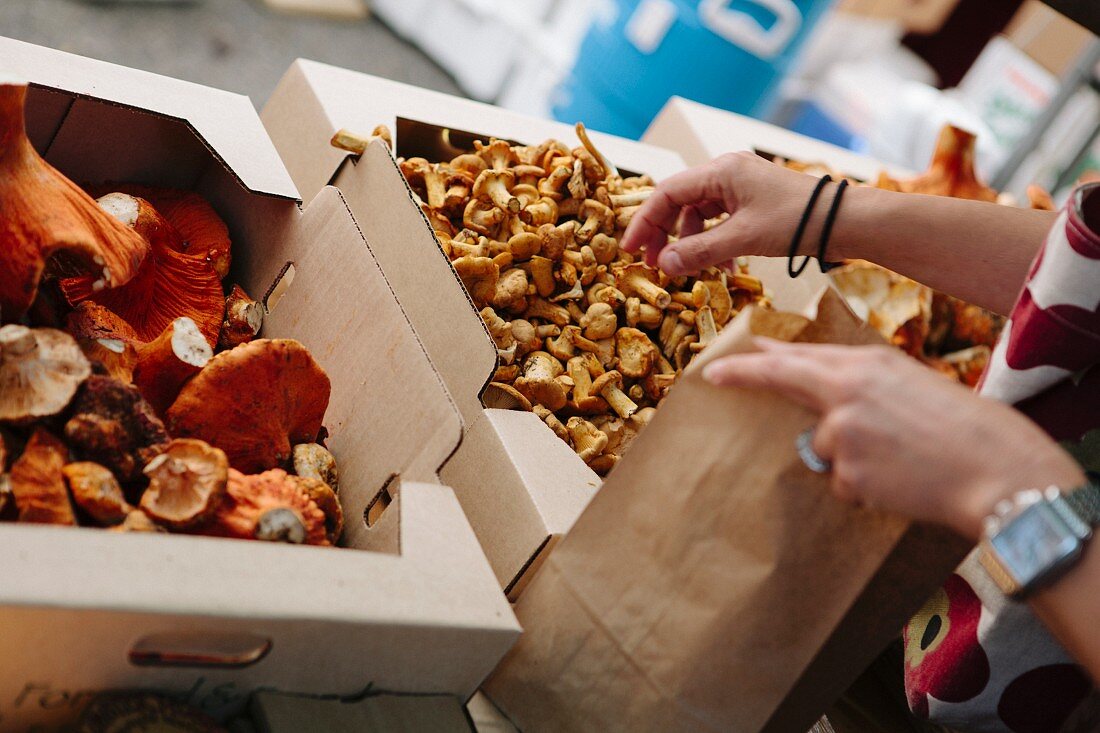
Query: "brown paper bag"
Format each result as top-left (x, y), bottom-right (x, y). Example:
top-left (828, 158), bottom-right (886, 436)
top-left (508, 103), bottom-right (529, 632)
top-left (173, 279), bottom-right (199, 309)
top-left (484, 290), bottom-right (970, 733)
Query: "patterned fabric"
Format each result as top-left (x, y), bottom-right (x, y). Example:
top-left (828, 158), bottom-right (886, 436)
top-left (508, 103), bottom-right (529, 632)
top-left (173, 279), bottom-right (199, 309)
top-left (904, 182), bottom-right (1100, 732)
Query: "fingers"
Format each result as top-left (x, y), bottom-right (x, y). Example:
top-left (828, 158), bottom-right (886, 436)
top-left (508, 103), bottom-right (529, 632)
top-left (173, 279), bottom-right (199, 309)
top-left (702, 348), bottom-right (839, 413)
top-left (621, 161), bottom-right (731, 255)
top-left (656, 217), bottom-right (742, 275)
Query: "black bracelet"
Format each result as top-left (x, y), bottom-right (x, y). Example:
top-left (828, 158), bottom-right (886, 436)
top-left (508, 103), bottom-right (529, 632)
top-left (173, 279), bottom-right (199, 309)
top-left (787, 175), bottom-right (832, 278)
top-left (816, 179), bottom-right (848, 273)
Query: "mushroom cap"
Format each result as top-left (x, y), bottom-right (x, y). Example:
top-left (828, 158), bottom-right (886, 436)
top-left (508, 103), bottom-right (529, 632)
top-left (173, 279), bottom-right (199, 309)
top-left (292, 442), bottom-right (339, 493)
top-left (0, 83), bottom-right (149, 320)
top-left (63, 374), bottom-right (170, 482)
top-left (514, 352), bottom-right (567, 411)
top-left (590, 369), bottom-right (624, 395)
top-left (0, 325), bottom-right (91, 423)
top-left (615, 328), bottom-right (659, 379)
top-left (902, 125), bottom-right (997, 202)
top-left (483, 382), bottom-right (533, 411)
top-left (66, 302), bottom-right (140, 344)
top-left (60, 194), bottom-right (225, 346)
top-left (290, 475), bottom-right (343, 544)
top-left (140, 438), bottom-right (229, 529)
top-left (9, 427), bottom-right (76, 525)
top-left (201, 468), bottom-right (328, 546)
top-left (63, 461), bottom-right (132, 525)
top-left (86, 184), bottom-right (233, 279)
top-left (166, 339), bottom-right (331, 473)
top-left (452, 255), bottom-right (500, 305)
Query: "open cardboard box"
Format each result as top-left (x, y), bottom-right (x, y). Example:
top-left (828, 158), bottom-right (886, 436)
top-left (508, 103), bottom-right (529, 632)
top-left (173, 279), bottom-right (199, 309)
top-left (0, 38), bottom-right (519, 729)
top-left (261, 60), bottom-right (701, 596)
top-left (643, 97), bottom-right (913, 181)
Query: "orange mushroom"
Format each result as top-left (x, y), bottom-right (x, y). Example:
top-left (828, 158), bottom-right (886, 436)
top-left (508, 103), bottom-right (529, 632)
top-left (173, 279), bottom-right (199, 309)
top-left (59, 193), bottom-right (225, 346)
top-left (62, 461), bottom-right (132, 525)
top-left (86, 183), bottom-right (233, 278)
top-left (132, 317), bottom-right (213, 417)
top-left (897, 125), bottom-right (997, 202)
top-left (165, 339), bottom-right (331, 473)
top-left (199, 468), bottom-right (328, 545)
top-left (0, 82), bottom-right (148, 320)
top-left (9, 428), bottom-right (76, 525)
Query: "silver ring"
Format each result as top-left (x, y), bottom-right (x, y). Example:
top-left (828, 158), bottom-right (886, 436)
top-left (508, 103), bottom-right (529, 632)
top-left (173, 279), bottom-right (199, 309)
top-left (796, 428), bottom-right (832, 474)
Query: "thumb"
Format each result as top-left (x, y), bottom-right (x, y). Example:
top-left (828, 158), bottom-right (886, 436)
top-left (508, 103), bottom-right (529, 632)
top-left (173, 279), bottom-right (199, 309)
top-left (657, 216), bottom-right (747, 276)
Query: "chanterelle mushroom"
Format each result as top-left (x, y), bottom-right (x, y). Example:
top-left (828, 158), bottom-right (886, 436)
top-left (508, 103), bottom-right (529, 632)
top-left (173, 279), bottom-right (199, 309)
top-left (60, 193), bottom-right (225, 346)
top-left (0, 325), bottom-right (91, 423)
top-left (141, 439), bottom-right (229, 529)
top-left (200, 468), bottom-right (328, 546)
top-left (166, 339), bottom-right (331, 473)
top-left (616, 327), bottom-right (659, 379)
top-left (514, 351), bottom-right (567, 411)
top-left (0, 82), bottom-right (148, 321)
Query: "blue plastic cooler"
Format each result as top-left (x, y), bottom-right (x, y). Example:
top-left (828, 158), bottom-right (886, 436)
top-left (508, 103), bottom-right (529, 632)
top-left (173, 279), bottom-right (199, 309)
top-left (552, 0), bottom-right (837, 138)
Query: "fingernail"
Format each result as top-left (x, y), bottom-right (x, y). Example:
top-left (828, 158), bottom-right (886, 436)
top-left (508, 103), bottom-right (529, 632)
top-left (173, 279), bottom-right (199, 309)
top-left (662, 251), bottom-right (684, 274)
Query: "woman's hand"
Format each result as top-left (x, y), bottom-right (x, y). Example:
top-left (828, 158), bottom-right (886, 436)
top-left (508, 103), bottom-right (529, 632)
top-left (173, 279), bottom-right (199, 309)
top-left (703, 339), bottom-right (1085, 540)
top-left (621, 151), bottom-right (830, 276)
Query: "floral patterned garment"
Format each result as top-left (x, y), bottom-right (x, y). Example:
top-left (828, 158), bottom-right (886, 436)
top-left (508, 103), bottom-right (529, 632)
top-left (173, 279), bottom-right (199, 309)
top-left (904, 182), bottom-right (1100, 733)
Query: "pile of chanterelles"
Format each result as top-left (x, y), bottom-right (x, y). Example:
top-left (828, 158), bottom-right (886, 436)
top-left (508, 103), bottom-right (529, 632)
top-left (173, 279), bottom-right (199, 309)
top-left (0, 81), bottom-right (341, 545)
top-left (331, 123), bottom-right (771, 476)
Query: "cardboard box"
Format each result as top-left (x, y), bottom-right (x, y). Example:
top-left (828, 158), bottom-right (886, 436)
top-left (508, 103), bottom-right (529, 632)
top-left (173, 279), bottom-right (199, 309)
top-left (261, 60), bottom-right (689, 595)
top-left (0, 37), bottom-right (518, 730)
top-left (1004, 0), bottom-right (1095, 77)
top-left (643, 97), bottom-right (912, 181)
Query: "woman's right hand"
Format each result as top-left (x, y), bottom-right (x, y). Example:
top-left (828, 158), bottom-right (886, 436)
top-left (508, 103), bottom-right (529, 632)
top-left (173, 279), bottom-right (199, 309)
top-left (621, 151), bottom-right (835, 276)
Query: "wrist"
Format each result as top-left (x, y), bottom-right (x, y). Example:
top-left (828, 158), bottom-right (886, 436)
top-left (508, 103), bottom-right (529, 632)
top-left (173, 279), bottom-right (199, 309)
top-left (957, 455), bottom-right (1087, 542)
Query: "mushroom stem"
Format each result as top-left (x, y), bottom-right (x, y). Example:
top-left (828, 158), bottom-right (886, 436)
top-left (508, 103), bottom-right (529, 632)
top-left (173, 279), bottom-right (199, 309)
top-left (133, 317), bottom-right (213, 417)
top-left (219, 285), bottom-right (264, 349)
top-left (609, 189), bottom-right (653, 208)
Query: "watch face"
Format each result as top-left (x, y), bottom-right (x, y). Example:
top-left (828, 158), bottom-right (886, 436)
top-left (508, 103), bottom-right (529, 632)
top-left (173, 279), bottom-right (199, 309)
top-left (990, 503), bottom-right (1081, 588)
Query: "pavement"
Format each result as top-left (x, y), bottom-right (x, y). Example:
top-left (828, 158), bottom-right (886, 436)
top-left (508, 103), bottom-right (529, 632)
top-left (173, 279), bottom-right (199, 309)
top-left (0, 0), bottom-right (463, 107)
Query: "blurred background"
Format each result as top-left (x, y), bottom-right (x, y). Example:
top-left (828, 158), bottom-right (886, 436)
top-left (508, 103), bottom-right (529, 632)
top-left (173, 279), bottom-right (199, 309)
top-left (3, 0), bottom-right (1097, 203)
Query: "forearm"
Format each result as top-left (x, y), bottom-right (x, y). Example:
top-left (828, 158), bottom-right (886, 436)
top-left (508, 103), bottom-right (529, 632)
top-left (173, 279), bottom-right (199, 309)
top-left (824, 186), bottom-right (1057, 316)
top-left (1032, 538), bottom-right (1100, 683)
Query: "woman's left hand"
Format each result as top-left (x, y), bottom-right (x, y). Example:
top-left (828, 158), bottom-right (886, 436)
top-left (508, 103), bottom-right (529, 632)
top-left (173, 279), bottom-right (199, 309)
top-left (703, 339), bottom-right (1085, 540)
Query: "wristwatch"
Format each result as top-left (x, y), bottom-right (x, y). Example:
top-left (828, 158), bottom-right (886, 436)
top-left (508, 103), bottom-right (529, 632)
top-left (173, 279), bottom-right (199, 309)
top-left (979, 474), bottom-right (1100, 599)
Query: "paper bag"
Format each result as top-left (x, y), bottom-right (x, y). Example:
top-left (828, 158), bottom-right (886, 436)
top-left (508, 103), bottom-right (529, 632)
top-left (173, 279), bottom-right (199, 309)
top-left (484, 290), bottom-right (970, 733)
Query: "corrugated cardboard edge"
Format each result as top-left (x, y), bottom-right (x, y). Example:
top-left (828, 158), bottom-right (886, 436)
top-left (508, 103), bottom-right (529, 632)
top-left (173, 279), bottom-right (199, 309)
top-left (643, 97), bottom-right (913, 180)
top-left (0, 35), bottom-right (299, 200)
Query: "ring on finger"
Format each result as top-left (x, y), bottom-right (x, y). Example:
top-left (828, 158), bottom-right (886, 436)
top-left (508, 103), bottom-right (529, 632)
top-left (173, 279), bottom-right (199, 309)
top-left (796, 427), bottom-right (832, 474)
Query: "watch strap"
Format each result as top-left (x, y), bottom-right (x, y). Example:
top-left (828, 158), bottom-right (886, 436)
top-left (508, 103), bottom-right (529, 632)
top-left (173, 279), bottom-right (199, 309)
top-left (1062, 474), bottom-right (1100, 526)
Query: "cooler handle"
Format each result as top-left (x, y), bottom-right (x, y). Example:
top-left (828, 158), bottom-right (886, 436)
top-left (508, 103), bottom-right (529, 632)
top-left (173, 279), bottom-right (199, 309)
top-left (697, 0), bottom-right (803, 60)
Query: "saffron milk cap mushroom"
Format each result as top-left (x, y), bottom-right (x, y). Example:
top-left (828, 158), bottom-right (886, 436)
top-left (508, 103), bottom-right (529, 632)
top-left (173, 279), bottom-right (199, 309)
top-left (0, 83), bottom-right (148, 320)
top-left (166, 339), bottom-right (331, 473)
top-left (201, 468), bottom-right (328, 546)
top-left (132, 317), bottom-right (213, 417)
top-left (60, 193), bottom-right (225, 346)
top-left (63, 461), bottom-right (132, 525)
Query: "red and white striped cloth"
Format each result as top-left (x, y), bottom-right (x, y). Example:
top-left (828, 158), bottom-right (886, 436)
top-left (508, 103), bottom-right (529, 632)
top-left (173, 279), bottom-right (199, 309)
top-left (905, 182), bottom-right (1100, 733)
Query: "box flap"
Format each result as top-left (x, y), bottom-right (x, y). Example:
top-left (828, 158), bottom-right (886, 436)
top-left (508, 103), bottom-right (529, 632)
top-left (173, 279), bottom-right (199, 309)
top-left (263, 59), bottom-right (687, 204)
top-left (0, 35), bottom-right (299, 200)
top-left (440, 409), bottom-right (600, 588)
top-left (644, 98), bottom-right (911, 180)
top-left (327, 141), bottom-right (496, 423)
